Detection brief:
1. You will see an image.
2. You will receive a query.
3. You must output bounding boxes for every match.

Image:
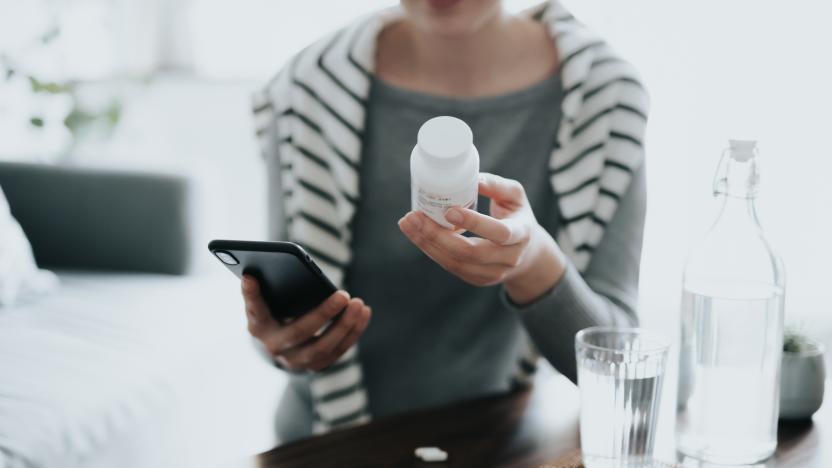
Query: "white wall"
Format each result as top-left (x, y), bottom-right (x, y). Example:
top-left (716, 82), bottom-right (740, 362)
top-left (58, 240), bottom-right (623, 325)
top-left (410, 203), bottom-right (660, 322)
top-left (562, 1), bottom-right (832, 348)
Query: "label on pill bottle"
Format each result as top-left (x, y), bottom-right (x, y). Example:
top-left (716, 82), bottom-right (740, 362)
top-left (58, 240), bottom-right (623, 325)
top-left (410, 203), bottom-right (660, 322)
top-left (412, 182), bottom-right (478, 229)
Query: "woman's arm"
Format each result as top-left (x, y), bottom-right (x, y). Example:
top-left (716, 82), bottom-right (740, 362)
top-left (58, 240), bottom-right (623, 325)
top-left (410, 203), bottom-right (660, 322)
top-left (509, 164), bottom-right (646, 382)
top-left (398, 165), bottom-right (646, 382)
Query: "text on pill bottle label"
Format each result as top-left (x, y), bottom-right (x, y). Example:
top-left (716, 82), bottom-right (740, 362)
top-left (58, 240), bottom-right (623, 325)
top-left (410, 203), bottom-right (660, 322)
top-left (412, 182), bottom-right (478, 229)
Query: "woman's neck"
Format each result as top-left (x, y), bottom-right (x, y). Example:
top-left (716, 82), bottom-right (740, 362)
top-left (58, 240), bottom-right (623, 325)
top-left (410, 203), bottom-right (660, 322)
top-left (408, 11), bottom-right (510, 84)
top-left (376, 13), bottom-right (557, 98)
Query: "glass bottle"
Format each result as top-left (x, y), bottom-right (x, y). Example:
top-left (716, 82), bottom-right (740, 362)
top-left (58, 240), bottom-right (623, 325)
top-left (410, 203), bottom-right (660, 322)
top-left (676, 140), bottom-right (785, 464)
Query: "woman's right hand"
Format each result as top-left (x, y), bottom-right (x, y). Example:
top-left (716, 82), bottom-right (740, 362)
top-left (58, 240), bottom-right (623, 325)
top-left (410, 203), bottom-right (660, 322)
top-left (241, 275), bottom-right (372, 372)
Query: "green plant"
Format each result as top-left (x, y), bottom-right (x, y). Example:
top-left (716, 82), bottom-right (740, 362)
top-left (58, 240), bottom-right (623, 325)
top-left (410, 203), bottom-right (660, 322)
top-left (1, 23), bottom-right (122, 151)
top-left (783, 326), bottom-right (817, 354)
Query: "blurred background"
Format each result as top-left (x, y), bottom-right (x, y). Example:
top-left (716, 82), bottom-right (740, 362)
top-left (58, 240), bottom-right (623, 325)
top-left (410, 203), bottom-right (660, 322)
top-left (3, 0), bottom-right (830, 342)
top-left (1, 0), bottom-right (830, 467)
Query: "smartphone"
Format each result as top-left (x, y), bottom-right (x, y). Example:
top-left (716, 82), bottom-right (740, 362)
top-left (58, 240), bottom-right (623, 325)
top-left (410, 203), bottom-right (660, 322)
top-left (208, 239), bottom-right (337, 322)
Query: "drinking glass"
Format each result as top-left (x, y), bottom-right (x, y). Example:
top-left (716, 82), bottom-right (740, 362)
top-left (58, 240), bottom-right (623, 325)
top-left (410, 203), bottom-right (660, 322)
top-left (576, 327), bottom-right (670, 468)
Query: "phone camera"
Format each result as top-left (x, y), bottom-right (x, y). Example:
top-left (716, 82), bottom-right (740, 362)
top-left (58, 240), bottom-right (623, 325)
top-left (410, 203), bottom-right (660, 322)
top-left (214, 250), bottom-right (239, 265)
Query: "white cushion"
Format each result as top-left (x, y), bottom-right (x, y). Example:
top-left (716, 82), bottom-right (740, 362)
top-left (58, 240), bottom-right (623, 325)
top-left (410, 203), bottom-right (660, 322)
top-left (0, 186), bottom-right (57, 307)
top-left (0, 271), bottom-right (285, 468)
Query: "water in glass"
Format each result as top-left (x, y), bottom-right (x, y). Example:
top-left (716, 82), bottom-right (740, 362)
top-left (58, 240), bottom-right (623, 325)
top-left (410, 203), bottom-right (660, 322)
top-left (577, 328), bottom-right (669, 468)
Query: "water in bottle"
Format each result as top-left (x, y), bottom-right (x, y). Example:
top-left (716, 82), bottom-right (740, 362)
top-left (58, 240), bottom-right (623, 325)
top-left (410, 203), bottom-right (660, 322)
top-left (676, 140), bottom-right (785, 464)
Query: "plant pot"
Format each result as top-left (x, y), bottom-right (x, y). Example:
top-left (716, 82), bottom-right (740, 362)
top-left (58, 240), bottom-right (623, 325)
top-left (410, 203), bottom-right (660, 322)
top-left (779, 341), bottom-right (826, 420)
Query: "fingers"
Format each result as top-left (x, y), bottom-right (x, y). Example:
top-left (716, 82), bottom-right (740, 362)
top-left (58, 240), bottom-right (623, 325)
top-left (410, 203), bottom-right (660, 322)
top-left (444, 207), bottom-right (528, 245)
top-left (315, 301), bottom-right (370, 358)
top-left (399, 213), bottom-right (514, 284)
top-left (269, 290), bottom-right (350, 354)
top-left (400, 212), bottom-right (480, 257)
top-left (242, 275), bottom-right (280, 336)
top-left (477, 172), bottom-right (526, 208)
top-left (330, 305), bottom-right (371, 360)
top-left (401, 211), bottom-right (524, 265)
top-left (247, 289), bottom-right (348, 357)
top-left (419, 239), bottom-right (508, 285)
top-left (242, 277), bottom-right (372, 372)
top-left (282, 299), bottom-right (371, 371)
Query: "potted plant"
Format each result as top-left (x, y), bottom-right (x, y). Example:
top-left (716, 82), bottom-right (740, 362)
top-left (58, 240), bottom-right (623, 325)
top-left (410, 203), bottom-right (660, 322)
top-left (779, 327), bottom-right (826, 420)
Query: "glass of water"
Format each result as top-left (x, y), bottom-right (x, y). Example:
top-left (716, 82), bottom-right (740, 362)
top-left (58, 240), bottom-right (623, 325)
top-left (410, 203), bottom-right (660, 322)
top-left (576, 327), bottom-right (670, 468)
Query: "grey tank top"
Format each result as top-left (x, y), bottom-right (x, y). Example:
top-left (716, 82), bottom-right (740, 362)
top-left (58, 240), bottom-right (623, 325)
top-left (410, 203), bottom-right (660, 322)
top-left (346, 73), bottom-right (563, 417)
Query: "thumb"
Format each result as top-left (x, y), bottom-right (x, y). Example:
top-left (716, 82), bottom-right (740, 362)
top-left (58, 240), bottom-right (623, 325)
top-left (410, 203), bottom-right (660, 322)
top-left (477, 173), bottom-right (526, 207)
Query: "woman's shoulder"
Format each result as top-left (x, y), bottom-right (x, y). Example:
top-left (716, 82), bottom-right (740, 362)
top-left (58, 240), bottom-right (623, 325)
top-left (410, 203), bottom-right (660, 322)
top-left (566, 31), bottom-right (648, 109)
top-left (523, 6), bottom-right (648, 124)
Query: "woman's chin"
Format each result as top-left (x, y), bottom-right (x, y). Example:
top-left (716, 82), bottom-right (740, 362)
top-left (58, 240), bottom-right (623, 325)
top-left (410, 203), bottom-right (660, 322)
top-left (426, 0), bottom-right (464, 9)
top-left (406, 0), bottom-right (502, 36)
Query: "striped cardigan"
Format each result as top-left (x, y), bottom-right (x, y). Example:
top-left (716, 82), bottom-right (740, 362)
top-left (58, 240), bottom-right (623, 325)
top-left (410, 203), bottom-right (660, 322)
top-left (252, 0), bottom-right (649, 434)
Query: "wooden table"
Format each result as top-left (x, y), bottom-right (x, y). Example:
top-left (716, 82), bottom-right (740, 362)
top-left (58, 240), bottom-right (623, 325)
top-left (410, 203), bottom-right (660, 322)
top-left (250, 375), bottom-right (828, 468)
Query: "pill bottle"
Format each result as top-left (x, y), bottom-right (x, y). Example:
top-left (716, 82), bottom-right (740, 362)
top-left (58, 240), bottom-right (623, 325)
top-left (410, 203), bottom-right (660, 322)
top-left (410, 116), bottom-right (480, 229)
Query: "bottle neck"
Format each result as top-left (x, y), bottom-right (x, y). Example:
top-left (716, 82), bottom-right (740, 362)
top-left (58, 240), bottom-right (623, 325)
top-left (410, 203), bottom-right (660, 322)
top-left (712, 145), bottom-right (762, 230)
top-left (715, 195), bottom-right (762, 232)
top-left (713, 146), bottom-right (759, 199)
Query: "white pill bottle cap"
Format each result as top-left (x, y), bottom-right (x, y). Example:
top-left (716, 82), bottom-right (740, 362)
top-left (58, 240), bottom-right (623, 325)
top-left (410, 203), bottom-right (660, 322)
top-left (411, 116), bottom-right (479, 192)
top-left (417, 116), bottom-right (473, 165)
top-left (410, 116), bottom-right (480, 228)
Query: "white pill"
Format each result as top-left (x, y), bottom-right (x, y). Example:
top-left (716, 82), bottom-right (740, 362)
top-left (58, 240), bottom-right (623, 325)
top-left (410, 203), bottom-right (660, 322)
top-left (414, 446), bottom-right (448, 462)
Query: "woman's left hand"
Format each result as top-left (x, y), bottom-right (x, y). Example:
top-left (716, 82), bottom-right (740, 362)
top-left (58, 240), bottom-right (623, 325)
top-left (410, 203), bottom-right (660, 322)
top-left (398, 173), bottom-right (567, 305)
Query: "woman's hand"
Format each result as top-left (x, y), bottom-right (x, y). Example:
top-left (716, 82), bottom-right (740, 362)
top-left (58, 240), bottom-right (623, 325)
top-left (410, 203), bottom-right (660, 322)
top-left (241, 275), bottom-right (372, 371)
top-left (398, 173), bottom-right (566, 305)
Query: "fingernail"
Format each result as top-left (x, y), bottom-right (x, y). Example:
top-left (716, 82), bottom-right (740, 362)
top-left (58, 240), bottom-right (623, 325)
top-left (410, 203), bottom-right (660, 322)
top-left (334, 290), bottom-right (350, 306)
top-left (407, 213), bottom-right (422, 230)
top-left (445, 209), bottom-right (463, 225)
top-left (246, 306), bottom-right (258, 325)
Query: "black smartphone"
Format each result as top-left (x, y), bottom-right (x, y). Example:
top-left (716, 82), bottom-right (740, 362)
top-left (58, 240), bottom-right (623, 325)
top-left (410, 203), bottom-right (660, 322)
top-left (208, 239), bottom-right (338, 322)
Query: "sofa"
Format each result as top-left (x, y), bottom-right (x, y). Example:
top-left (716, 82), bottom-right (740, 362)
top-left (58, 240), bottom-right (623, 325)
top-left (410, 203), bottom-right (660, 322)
top-left (0, 162), bottom-right (285, 468)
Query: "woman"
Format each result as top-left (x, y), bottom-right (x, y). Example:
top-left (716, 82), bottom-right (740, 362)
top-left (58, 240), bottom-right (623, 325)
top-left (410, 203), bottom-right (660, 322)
top-left (247, 0), bottom-right (648, 441)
